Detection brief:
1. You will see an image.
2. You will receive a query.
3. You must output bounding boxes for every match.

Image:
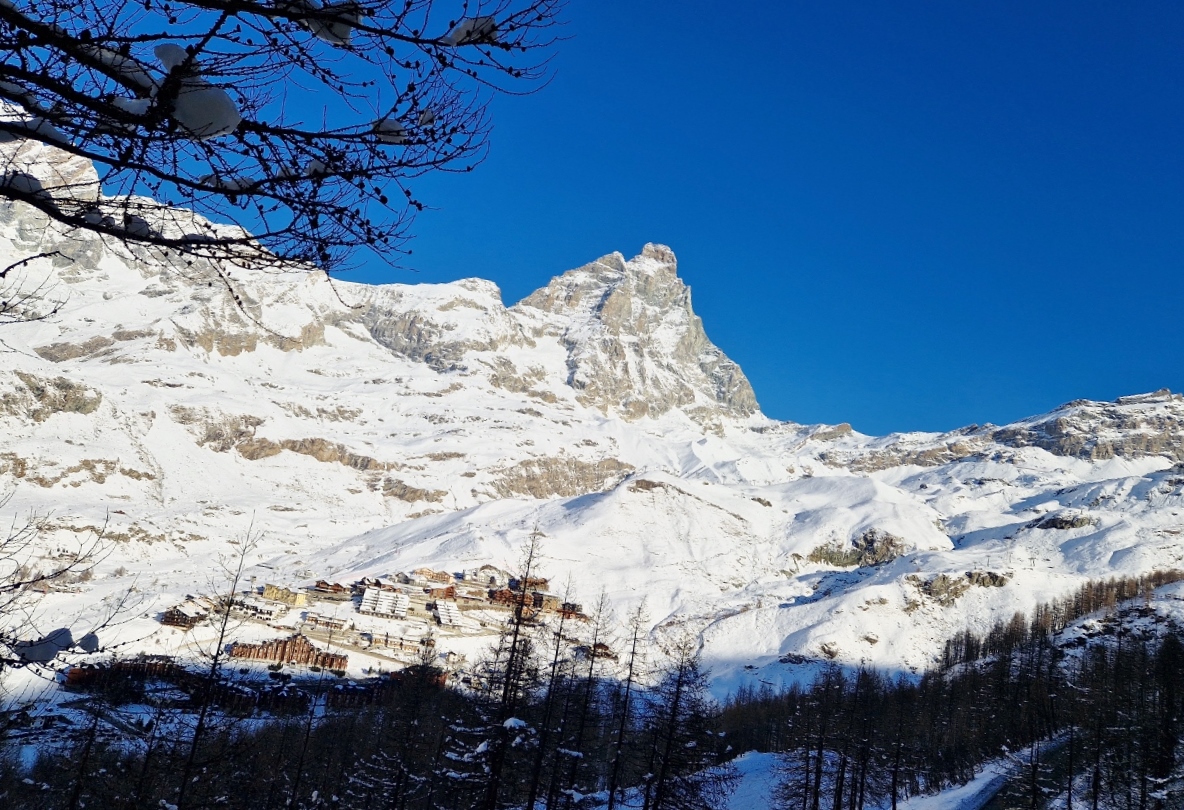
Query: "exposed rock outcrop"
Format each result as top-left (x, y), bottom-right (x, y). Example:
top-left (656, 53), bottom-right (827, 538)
top-left (170, 407), bottom-right (264, 452)
top-left (907, 571), bottom-right (1011, 607)
top-left (236, 437), bottom-right (386, 471)
top-left (490, 456), bottom-right (634, 499)
top-left (360, 278), bottom-right (530, 372)
top-left (992, 389), bottom-right (1184, 461)
top-left (1032, 513), bottom-right (1096, 531)
top-left (516, 244), bottom-right (758, 422)
top-left (0, 136), bottom-right (100, 207)
top-left (821, 389), bottom-right (1184, 471)
top-left (807, 528), bottom-right (908, 567)
top-left (3, 372), bottom-right (102, 422)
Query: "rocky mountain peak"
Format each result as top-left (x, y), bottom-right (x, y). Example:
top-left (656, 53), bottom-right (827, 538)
top-left (350, 242), bottom-right (760, 425)
top-left (1, 137), bottom-right (759, 426)
top-left (516, 245), bottom-right (758, 422)
top-left (516, 243), bottom-right (685, 327)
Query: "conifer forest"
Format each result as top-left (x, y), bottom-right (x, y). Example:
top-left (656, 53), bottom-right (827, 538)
top-left (2, 570), bottom-right (1183, 809)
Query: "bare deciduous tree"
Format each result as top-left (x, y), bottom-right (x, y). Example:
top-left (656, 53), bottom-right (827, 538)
top-left (0, 494), bottom-right (108, 673)
top-left (0, 0), bottom-right (564, 276)
top-left (0, 252), bottom-right (66, 326)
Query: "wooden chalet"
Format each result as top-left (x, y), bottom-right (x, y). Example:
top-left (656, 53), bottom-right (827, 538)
top-left (532, 592), bottom-right (562, 612)
top-left (308, 580), bottom-right (352, 601)
top-left (509, 576), bottom-right (549, 592)
top-left (488, 587), bottom-right (520, 608)
top-left (161, 597), bottom-right (215, 629)
top-left (559, 601), bottom-right (587, 620)
top-left (412, 567), bottom-right (454, 584)
top-left (233, 596), bottom-right (285, 621)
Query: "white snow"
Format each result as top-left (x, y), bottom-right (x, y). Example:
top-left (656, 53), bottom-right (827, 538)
top-left (0, 146), bottom-right (1182, 691)
top-left (716, 750), bottom-right (1014, 810)
top-left (282, 0), bottom-right (359, 46)
top-left (373, 118), bottom-right (407, 144)
top-left (443, 16), bottom-right (497, 46)
top-left (153, 44), bottom-right (241, 140)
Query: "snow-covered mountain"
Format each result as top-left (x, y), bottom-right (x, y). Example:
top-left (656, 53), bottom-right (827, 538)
top-left (3, 140), bottom-right (1184, 692)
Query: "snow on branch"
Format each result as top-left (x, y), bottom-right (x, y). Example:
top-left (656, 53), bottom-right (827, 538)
top-left (0, 0), bottom-right (565, 273)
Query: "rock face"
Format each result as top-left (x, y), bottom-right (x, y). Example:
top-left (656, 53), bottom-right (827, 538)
top-left (0, 135), bottom-right (100, 205)
top-left (818, 389), bottom-right (1184, 473)
top-left (346, 242), bottom-right (759, 424)
top-left (359, 278), bottom-right (532, 373)
top-left (991, 389), bottom-right (1184, 462)
top-left (516, 243), bottom-right (758, 421)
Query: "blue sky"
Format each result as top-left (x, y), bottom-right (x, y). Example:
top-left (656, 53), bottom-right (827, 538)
top-left (350, 1), bottom-right (1184, 436)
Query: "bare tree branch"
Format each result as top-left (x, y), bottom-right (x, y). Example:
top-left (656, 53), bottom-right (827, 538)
top-left (0, 0), bottom-right (565, 273)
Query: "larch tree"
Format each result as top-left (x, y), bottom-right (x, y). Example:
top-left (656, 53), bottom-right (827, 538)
top-left (639, 633), bottom-right (735, 810)
top-left (0, 0), bottom-right (564, 280)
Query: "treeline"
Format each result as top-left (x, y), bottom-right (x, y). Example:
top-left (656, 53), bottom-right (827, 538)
top-left (940, 569), bottom-right (1184, 670)
top-left (718, 572), bottom-right (1184, 810)
top-left (0, 546), bottom-right (735, 810)
top-left (3, 565), bottom-right (1183, 810)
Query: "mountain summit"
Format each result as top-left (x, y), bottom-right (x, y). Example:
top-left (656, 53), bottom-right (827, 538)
top-left (516, 243), bottom-right (758, 421)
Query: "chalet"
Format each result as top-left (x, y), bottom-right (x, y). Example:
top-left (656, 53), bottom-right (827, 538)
top-left (229, 634), bottom-right (347, 670)
top-left (359, 587), bottom-right (410, 619)
top-left (412, 567), bottom-right (454, 585)
top-left (489, 588), bottom-right (523, 608)
top-left (463, 564), bottom-right (510, 587)
top-left (262, 584), bottom-right (308, 607)
top-left (161, 596), bottom-right (216, 629)
top-left (532, 592), bottom-right (562, 612)
top-left (233, 596), bottom-right (285, 621)
top-left (66, 656), bottom-right (187, 688)
top-left (509, 576), bottom-right (549, 592)
top-left (425, 584), bottom-right (456, 600)
top-left (575, 641), bottom-right (619, 662)
top-left (308, 581), bottom-right (352, 601)
top-left (64, 664), bottom-right (103, 688)
top-left (356, 576), bottom-right (401, 592)
top-left (560, 601), bottom-right (586, 619)
top-left (368, 632), bottom-right (434, 652)
top-left (456, 589), bottom-right (488, 608)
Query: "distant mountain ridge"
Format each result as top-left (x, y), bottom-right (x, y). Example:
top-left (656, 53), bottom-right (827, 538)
top-left (2, 140), bottom-right (1183, 691)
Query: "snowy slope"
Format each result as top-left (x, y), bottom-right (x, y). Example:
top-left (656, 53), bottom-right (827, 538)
top-left (1, 140), bottom-right (1183, 691)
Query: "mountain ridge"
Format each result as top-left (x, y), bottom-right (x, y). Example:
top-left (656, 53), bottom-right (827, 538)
top-left (1, 141), bottom-right (1183, 693)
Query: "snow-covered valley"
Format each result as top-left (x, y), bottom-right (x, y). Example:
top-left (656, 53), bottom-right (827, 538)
top-left (2, 139), bottom-right (1184, 695)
